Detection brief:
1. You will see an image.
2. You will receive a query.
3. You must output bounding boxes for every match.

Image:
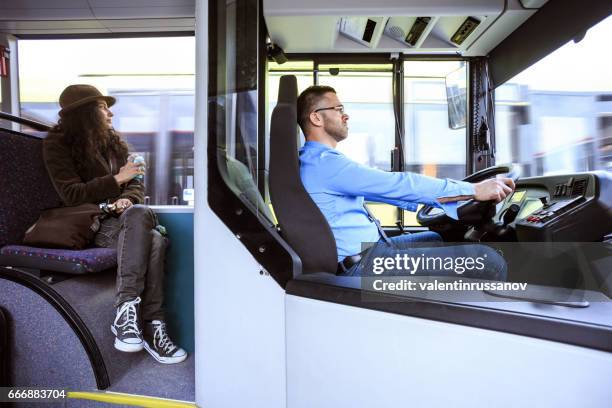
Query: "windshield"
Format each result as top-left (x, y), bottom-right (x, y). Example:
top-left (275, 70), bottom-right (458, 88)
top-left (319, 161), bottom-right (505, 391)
top-left (494, 15), bottom-right (612, 176)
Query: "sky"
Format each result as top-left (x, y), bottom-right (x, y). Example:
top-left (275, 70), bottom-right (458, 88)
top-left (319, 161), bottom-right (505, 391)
top-left (510, 15), bottom-right (612, 92)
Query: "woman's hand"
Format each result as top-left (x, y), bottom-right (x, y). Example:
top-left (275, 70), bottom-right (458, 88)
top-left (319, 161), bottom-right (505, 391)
top-left (113, 198), bottom-right (133, 214)
top-left (114, 162), bottom-right (144, 185)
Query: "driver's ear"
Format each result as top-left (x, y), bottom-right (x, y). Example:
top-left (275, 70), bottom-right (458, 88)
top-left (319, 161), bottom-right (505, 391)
top-left (309, 111), bottom-right (324, 128)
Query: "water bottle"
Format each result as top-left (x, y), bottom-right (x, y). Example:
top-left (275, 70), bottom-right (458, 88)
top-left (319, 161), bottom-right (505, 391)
top-left (128, 153), bottom-right (145, 181)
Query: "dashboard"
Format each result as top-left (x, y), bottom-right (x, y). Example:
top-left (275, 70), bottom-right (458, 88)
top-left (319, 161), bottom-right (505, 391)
top-left (493, 172), bottom-right (612, 242)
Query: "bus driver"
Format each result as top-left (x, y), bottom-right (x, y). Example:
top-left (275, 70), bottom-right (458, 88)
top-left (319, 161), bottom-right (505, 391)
top-left (297, 85), bottom-right (515, 279)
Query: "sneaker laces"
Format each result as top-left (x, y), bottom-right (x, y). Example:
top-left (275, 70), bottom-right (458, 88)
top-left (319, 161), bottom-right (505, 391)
top-left (114, 297), bottom-right (141, 336)
top-left (153, 321), bottom-right (177, 354)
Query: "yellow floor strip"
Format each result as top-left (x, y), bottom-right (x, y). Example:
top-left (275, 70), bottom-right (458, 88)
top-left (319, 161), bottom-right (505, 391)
top-left (68, 391), bottom-right (197, 407)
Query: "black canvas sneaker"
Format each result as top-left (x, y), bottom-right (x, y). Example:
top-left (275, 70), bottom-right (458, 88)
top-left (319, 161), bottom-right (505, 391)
top-left (110, 297), bottom-right (144, 352)
top-left (144, 320), bottom-right (187, 364)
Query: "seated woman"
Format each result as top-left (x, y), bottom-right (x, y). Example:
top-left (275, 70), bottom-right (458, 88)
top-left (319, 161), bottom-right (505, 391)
top-left (43, 84), bottom-right (187, 364)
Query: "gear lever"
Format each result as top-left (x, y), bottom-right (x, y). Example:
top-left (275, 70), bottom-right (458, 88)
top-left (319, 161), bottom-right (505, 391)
top-left (503, 204), bottom-right (520, 226)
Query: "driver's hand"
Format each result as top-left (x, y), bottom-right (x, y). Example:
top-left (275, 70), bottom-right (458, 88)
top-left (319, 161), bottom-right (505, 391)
top-left (473, 178), bottom-right (515, 203)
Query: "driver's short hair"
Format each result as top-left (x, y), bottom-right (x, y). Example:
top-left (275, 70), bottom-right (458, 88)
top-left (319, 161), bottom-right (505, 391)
top-left (297, 85), bottom-right (336, 134)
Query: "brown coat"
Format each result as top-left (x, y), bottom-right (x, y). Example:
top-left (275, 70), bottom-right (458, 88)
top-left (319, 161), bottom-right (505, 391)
top-left (42, 134), bottom-right (144, 206)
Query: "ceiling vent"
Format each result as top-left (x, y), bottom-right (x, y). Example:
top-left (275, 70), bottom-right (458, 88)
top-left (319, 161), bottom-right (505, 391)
top-left (384, 17), bottom-right (431, 46)
top-left (338, 17), bottom-right (383, 47)
top-left (450, 16), bottom-right (481, 45)
top-left (571, 178), bottom-right (588, 196)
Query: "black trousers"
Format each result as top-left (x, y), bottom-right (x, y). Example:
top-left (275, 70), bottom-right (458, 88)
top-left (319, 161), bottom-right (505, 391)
top-left (94, 205), bottom-right (166, 320)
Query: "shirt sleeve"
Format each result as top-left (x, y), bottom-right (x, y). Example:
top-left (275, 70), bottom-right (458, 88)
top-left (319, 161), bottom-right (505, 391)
top-left (119, 179), bottom-right (145, 204)
top-left (323, 151), bottom-right (475, 219)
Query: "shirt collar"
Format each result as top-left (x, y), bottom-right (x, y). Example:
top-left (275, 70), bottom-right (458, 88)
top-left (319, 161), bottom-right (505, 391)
top-left (302, 140), bottom-right (335, 152)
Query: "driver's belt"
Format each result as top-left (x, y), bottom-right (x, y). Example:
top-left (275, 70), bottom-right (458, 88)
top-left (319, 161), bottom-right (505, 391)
top-left (363, 203), bottom-right (395, 247)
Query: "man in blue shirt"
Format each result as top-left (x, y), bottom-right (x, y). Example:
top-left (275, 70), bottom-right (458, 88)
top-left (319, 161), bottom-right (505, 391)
top-left (297, 85), bottom-right (514, 279)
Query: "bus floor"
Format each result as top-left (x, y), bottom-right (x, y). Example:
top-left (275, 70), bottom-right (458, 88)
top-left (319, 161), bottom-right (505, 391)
top-left (53, 270), bottom-right (195, 401)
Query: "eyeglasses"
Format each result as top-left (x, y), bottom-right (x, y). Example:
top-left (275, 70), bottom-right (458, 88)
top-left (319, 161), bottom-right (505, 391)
top-left (313, 105), bottom-right (345, 114)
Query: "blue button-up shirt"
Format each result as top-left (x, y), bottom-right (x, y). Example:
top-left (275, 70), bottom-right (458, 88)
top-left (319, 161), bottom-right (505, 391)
top-left (299, 141), bottom-right (475, 261)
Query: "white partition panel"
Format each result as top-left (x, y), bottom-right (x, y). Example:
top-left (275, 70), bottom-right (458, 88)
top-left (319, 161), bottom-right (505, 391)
top-left (195, 217), bottom-right (287, 408)
top-left (195, 0), bottom-right (287, 406)
top-left (286, 294), bottom-right (612, 408)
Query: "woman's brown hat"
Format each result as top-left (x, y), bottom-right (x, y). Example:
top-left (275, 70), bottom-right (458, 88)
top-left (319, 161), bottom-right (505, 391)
top-left (58, 84), bottom-right (116, 117)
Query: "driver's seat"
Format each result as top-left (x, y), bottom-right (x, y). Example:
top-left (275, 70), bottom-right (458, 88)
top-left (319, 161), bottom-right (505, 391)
top-left (269, 75), bottom-right (338, 275)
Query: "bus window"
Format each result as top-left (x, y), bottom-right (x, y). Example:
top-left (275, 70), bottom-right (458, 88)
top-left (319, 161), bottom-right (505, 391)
top-left (495, 15), bottom-right (612, 176)
top-left (17, 37), bottom-right (195, 205)
top-left (267, 61), bottom-right (314, 153)
top-left (268, 60), bottom-right (314, 106)
top-left (266, 60), bottom-right (470, 228)
top-left (403, 60), bottom-right (467, 180)
top-left (318, 64), bottom-right (399, 226)
top-left (266, 62), bottom-right (400, 225)
top-left (318, 64), bottom-right (395, 171)
top-left (403, 60), bottom-right (467, 225)
top-left (267, 61), bottom-right (396, 166)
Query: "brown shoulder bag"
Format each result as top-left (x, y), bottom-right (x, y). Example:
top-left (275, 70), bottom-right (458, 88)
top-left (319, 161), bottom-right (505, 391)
top-left (23, 203), bottom-right (103, 249)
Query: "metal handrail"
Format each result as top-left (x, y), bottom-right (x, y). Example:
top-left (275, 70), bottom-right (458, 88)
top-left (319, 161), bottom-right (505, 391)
top-left (0, 111), bottom-right (52, 131)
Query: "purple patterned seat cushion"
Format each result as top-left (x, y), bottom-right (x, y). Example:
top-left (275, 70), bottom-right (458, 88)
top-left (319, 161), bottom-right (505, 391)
top-left (0, 131), bottom-right (117, 275)
top-left (0, 245), bottom-right (117, 274)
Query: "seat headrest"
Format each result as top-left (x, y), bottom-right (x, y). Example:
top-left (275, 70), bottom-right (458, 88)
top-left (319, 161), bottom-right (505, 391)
top-left (278, 75), bottom-right (298, 104)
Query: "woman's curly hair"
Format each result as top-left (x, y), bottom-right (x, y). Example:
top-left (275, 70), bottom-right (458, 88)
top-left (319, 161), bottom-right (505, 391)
top-left (48, 101), bottom-right (129, 173)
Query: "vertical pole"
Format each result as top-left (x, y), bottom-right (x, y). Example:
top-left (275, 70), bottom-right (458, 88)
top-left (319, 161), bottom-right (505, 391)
top-left (0, 35), bottom-right (20, 131)
top-left (257, 3), bottom-right (267, 199)
top-left (392, 56), bottom-right (404, 227)
top-left (193, 0), bottom-right (209, 403)
top-left (155, 93), bottom-right (172, 204)
top-left (468, 59), bottom-right (480, 174)
top-left (468, 57), bottom-right (495, 173)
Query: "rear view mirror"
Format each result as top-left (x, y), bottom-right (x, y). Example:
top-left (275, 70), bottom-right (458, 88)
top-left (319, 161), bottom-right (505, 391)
top-left (445, 64), bottom-right (467, 129)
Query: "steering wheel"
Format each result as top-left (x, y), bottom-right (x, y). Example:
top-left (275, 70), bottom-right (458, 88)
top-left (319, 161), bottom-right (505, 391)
top-left (417, 164), bottom-right (520, 227)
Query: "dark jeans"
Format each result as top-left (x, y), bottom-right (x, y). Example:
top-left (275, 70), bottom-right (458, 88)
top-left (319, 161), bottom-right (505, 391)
top-left (94, 205), bottom-right (166, 320)
top-left (341, 231), bottom-right (507, 281)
